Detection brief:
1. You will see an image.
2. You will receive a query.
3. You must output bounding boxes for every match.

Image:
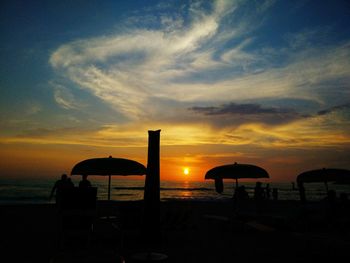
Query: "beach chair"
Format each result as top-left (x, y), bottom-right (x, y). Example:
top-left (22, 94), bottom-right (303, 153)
top-left (92, 208), bottom-right (125, 252)
top-left (58, 187), bottom-right (97, 248)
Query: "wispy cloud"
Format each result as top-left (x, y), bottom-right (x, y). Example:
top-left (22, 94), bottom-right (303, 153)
top-left (48, 0), bottom-right (251, 119)
top-left (47, 0), bottom-right (350, 149)
top-left (53, 83), bottom-right (80, 110)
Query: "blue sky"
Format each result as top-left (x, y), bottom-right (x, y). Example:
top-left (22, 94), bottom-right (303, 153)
top-left (1, 0), bottom-right (350, 180)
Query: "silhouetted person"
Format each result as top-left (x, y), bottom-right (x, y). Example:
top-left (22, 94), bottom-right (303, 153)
top-left (79, 174), bottom-right (91, 188)
top-left (50, 174), bottom-right (73, 204)
top-left (254, 182), bottom-right (265, 201)
top-left (66, 178), bottom-right (74, 188)
top-left (215, 178), bottom-right (224, 194)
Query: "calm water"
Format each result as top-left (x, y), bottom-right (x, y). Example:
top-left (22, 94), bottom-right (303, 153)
top-left (0, 177), bottom-right (349, 204)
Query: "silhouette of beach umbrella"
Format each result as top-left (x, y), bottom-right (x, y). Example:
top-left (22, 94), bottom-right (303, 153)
top-left (297, 168), bottom-right (350, 191)
top-left (205, 162), bottom-right (269, 193)
top-left (71, 156), bottom-right (146, 200)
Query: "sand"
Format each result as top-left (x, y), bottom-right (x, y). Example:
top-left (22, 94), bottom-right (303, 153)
top-left (1, 200), bottom-right (350, 262)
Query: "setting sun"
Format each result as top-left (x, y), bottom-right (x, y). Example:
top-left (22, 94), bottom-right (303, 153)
top-left (183, 167), bottom-right (190, 175)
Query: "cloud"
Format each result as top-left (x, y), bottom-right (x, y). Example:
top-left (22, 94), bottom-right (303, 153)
top-left (221, 117), bottom-right (350, 149)
top-left (48, 0), bottom-right (350, 134)
top-left (190, 102), bottom-right (298, 115)
top-left (3, 105), bottom-right (349, 150)
top-left (189, 102), bottom-right (309, 127)
top-left (189, 101), bottom-right (350, 128)
top-left (317, 103), bottom-right (350, 116)
top-left (48, 1), bottom-right (252, 119)
top-left (53, 83), bottom-right (80, 110)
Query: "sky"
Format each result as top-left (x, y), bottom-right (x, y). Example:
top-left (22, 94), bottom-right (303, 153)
top-left (1, 0), bottom-right (350, 182)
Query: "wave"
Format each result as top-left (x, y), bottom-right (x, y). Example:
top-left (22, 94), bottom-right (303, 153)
top-left (113, 187), bottom-right (212, 191)
top-left (162, 187), bottom-right (212, 191)
top-left (115, 193), bottom-right (134, 196)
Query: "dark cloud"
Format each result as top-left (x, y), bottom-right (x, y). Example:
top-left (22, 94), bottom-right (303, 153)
top-left (189, 102), bottom-right (309, 126)
top-left (189, 102), bottom-right (310, 118)
top-left (317, 103), bottom-right (350, 116)
top-left (189, 101), bottom-right (350, 128)
top-left (190, 102), bottom-right (299, 115)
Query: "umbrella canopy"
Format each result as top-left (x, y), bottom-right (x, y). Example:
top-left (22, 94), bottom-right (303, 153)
top-left (297, 168), bottom-right (350, 184)
top-left (296, 168), bottom-right (350, 202)
top-left (205, 162), bottom-right (269, 193)
top-left (71, 156), bottom-right (146, 200)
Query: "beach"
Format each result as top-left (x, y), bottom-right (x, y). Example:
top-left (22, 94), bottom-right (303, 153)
top-left (2, 1), bottom-right (350, 262)
top-left (1, 199), bottom-right (350, 263)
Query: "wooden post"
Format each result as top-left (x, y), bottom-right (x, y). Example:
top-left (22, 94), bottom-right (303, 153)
top-left (143, 130), bottom-right (161, 242)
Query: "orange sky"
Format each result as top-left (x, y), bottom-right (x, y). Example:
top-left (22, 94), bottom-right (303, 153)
top-left (1, 128), bottom-right (349, 183)
top-left (1, 1), bottom-right (350, 183)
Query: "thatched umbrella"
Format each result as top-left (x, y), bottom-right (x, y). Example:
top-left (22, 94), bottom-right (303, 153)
top-left (71, 156), bottom-right (146, 200)
top-left (205, 162), bottom-right (269, 193)
top-left (297, 168), bottom-right (350, 186)
top-left (296, 168), bottom-right (350, 202)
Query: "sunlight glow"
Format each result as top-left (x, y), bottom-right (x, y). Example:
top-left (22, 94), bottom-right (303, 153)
top-left (183, 167), bottom-right (190, 175)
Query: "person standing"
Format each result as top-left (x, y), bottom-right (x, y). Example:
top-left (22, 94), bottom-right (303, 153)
top-left (79, 174), bottom-right (92, 188)
top-left (50, 174), bottom-right (73, 204)
top-left (254, 182), bottom-right (265, 201)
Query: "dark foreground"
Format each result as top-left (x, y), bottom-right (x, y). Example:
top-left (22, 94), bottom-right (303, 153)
top-left (1, 199), bottom-right (350, 262)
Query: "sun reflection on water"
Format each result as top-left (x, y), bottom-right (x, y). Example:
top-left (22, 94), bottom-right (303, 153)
top-left (179, 180), bottom-right (193, 198)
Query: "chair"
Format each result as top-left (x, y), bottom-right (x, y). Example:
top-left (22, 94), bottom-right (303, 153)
top-left (93, 204), bottom-right (125, 252)
top-left (58, 187), bottom-right (97, 248)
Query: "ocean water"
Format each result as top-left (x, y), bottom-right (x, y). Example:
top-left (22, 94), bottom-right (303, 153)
top-left (0, 177), bottom-right (349, 204)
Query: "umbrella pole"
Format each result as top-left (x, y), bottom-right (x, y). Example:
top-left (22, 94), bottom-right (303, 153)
top-left (233, 178), bottom-right (239, 211)
top-left (108, 175), bottom-right (111, 201)
top-left (233, 179), bottom-right (239, 200)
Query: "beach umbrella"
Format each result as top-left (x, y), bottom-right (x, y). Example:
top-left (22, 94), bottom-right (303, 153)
top-left (205, 162), bottom-right (269, 193)
top-left (71, 156), bottom-right (146, 200)
top-left (296, 168), bottom-right (350, 191)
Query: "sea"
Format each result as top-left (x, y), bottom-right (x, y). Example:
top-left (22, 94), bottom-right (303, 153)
top-left (1, 177), bottom-right (350, 204)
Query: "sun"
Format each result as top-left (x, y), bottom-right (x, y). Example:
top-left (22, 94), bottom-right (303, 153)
top-left (183, 167), bottom-right (190, 175)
